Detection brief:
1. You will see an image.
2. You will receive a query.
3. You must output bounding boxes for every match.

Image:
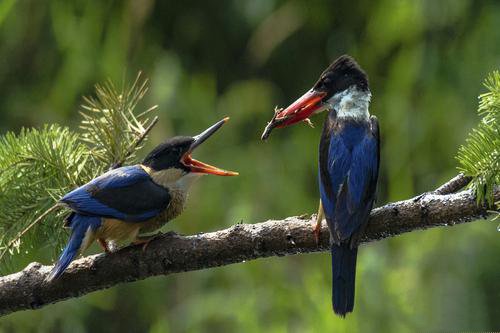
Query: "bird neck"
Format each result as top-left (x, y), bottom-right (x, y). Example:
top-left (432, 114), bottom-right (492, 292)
top-left (328, 86), bottom-right (371, 121)
top-left (173, 173), bottom-right (203, 192)
top-left (141, 165), bottom-right (202, 192)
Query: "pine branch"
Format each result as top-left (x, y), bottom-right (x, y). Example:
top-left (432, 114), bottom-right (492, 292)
top-left (0, 126), bottom-right (94, 267)
top-left (0, 205), bottom-right (63, 262)
top-left (457, 70), bottom-right (500, 205)
top-left (80, 72), bottom-right (158, 168)
top-left (0, 185), bottom-right (497, 317)
top-left (0, 73), bottom-right (158, 272)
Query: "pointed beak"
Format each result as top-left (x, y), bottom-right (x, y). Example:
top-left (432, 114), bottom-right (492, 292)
top-left (181, 118), bottom-right (239, 176)
top-left (261, 90), bottom-right (327, 140)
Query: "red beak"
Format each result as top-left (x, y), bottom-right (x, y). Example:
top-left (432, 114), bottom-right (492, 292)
top-left (181, 154), bottom-right (238, 176)
top-left (181, 118), bottom-right (239, 176)
top-left (275, 90), bottom-right (327, 127)
top-left (261, 90), bottom-right (327, 140)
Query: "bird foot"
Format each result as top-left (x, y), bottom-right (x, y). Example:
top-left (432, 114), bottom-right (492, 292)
top-left (98, 238), bottom-right (111, 254)
top-left (132, 232), bottom-right (162, 252)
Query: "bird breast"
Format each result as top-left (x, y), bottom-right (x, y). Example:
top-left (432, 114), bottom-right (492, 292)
top-left (95, 168), bottom-right (200, 241)
top-left (138, 186), bottom-right (187, 233)
top-left (138, 172), bottom-right (201, 233)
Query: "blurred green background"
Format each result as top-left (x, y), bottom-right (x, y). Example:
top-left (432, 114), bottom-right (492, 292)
top-left (1, 0), bottom-right (499, 332)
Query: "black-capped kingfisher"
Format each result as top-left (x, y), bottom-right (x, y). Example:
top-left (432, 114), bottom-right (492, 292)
top-left (262, 55), bottom-right (380, 316)
top-left (47, 118), bottom-right (238, 281)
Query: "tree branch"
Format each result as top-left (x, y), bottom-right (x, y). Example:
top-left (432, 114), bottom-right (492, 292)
top-left (433, 173), bottom-right (472, 195)
top-left (0, 185), bottom-right (497, 317)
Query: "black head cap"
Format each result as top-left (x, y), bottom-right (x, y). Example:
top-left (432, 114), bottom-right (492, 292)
top-left (142, 136), bottom-right (194, 171)
top-left (313, 55), bottom-right (369, 99)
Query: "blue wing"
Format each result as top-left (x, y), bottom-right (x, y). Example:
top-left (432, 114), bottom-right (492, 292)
top-left (60, 165), bottom-right (171, 222)
top-left (319, 116), bottom-right (379, 242)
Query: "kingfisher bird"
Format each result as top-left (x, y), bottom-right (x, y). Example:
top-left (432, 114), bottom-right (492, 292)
top-left (261, 55), bottom-right (380, 316)
top-left (47, 118), bottom-right (238, 281)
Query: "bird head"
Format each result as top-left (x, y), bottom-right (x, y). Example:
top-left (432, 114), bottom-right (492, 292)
top-left (142, 118), bottom-right (238, 183)
top-left (261, 55), bottom-right (370, 140)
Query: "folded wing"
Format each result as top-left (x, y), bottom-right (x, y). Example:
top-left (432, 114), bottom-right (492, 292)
top-left (60, 165), bottom-right (171, 222)
top-left (320, 117), bottom-right (379, 242)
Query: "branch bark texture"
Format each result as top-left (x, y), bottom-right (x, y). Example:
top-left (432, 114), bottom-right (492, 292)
top-left (0, 186), bottom-right (497, 317)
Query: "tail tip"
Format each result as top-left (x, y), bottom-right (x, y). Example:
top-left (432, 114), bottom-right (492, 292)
top-left (332, 305), bottom-right (352, 318)
top-left (45, 265), bottom-right (63, 282)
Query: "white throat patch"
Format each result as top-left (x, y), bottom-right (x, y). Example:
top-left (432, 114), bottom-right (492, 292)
top-left (325, 86), bottom-right (371, 120)
top-left (141, 165), bottom-right (202, 193)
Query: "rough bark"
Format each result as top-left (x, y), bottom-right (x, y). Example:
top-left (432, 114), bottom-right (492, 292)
top-left (0, 185), bottom-right (497, 317)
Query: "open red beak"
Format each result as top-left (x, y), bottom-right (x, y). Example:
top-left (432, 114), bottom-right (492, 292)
top-left (181, 154), bottom-right (238, 176)
top-left (181, 118), bottom-right (238, 176)
top-left (261, 90), bottom-right (327, 140)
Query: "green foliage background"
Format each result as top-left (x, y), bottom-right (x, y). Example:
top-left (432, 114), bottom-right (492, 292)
top-left (0, 0), bottom-right (499, 331)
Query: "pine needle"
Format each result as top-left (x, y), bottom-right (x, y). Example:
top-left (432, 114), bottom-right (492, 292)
top-left (0, 204), bottom-right (63, 262)
top-left (0, 72), bottom-right (158, 273)
top-left (457, 70), bottom-right (500, 206)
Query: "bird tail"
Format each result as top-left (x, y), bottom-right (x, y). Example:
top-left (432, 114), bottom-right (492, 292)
top-left (46, 214), bottom-right (100, 281)
top-left (331, 243), bottom-right (358, 317)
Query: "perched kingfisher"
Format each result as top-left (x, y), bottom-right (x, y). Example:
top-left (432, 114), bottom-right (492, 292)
top-left (47, 118), bottom-right (238, 281)
top-left (261, 55), bottom-right (380, 316)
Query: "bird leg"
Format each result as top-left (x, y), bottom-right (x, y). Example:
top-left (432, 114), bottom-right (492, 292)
top-left (313, 200), bottom-right (324, 245)
top-left (97, 238), bottom-right (111, 254)
top-left (132, 232), bottom-right (162, 252)
top-left (313, 199), bottom-right (325, 244)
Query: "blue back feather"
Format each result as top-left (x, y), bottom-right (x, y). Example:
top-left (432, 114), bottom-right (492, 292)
top-left (61, 165), bottom-right (164, 222)
top-left (319, 118), bottom-right (379, 316)
top-left (319, 123), bottom-right (378, 239)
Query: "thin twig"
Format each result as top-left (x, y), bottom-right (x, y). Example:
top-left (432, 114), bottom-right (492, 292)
top-left (434, 173), bottom-right (472, 195)
top-left (413, 173), bottom-right (473, 203)
top-left (109, 116), bottom-right (159, 170)
top-left (0, 204), bottom-right (62, 262)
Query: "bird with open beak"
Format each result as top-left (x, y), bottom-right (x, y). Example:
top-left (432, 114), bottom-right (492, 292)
top-left (47, 118), bottom-right (238, 281)
top-left (262, 55), bottom-right (380, 317)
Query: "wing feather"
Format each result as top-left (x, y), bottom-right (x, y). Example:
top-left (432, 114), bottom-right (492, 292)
top-left (319, 118), bottom-right (379, 242)
top-left (61, 165), bottom-right (171, 222)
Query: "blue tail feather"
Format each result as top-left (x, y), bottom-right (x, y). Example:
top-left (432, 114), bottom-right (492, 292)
top-left (331, 243), bottom-right (358, 316)
top-left (46, 214), bottom-right (101, 281)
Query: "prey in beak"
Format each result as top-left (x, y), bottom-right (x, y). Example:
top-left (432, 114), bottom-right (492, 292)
top-left (181, 118), bottom-right (239, 176)
top-left (261, 90), bottom-right (327, 140)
